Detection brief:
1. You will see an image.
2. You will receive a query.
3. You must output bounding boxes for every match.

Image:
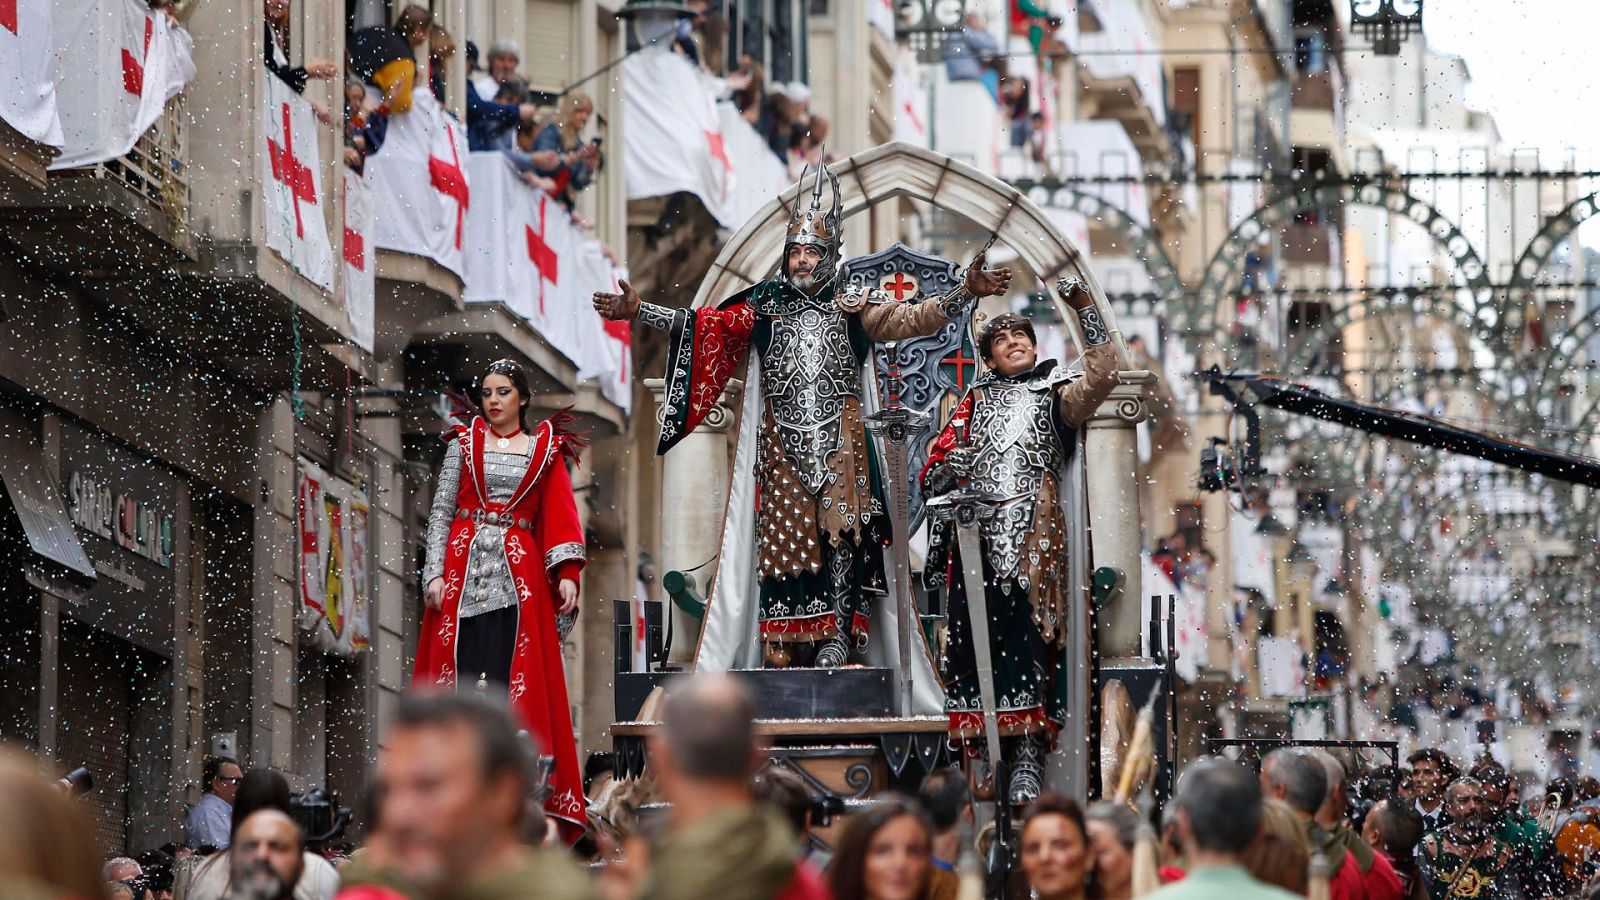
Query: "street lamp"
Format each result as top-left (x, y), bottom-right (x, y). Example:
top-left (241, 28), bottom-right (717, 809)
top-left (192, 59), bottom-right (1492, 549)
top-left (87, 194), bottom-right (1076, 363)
top-left (1350, 0), bottom-right (1423, 57)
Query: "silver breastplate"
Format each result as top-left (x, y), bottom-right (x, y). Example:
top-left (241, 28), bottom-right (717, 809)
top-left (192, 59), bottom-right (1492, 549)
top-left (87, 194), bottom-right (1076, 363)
top-left (967, 377), bottom-right (1068, 584)
top-left (762, 305), bottom-right (861, 494)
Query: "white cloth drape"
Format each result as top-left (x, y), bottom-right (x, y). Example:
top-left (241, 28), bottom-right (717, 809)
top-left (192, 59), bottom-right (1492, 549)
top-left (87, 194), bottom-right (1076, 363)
top-left (0, 0), bottom-right (64, 147)
top-left (364, 87), bottom-right (470, 278)
top-left (342, 168), bottom-right (376, 352)
top-left (260, 69), bottom-right (335, 290)
top-left (50, 0), bottom-right (193, 169)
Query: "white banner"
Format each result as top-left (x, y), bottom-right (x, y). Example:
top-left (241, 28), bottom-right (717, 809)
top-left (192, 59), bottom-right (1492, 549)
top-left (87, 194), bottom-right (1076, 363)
top-left (364, 87), bottom-right (469, 278)
top-left (50, 0), bottom-right (194, 169)
top-left (461, 152), bottom-right (631, 413)
top-left (0, 0), bottom-right (63, 147)
top-left (716, 101), bottom-right (789, 230)
top-left (891, 47), bottom-right (928, 147)
top-left (342, 168), bottom-right (375, 352)
top-left (260, 69), bottom-right (334, 289)
top-left (296, 459), bottom-right (372, 656)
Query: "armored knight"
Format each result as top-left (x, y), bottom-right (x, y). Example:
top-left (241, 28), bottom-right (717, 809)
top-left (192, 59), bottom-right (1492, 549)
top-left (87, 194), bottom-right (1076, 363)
top-left (594, 158), bottom-right (1012, 667)
top-left (920, 284), bottom-right (1118, 803)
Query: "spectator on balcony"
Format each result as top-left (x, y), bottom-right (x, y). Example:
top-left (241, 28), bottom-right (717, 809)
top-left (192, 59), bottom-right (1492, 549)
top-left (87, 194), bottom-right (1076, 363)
top-left (265, 0), bottom-right (338, 121)
top-left (343, 79), bottom-right (386, 170)
top-left (789, 114), bottom-right (829, 178)
top-left (729, 56), bottom-right (765, 125)
top-left (1001, 76), bottom-right (1031, 148)
top-left (474, 40), bottom-right (523, 101)
top-left (428, 24), bottom-right (456, 102)
top-left (467, 74), bottom-right (540, 156)
top-left (942, 11), bottom-right (1000, 95)
top-left (348, 5), bottom-right (431, 116)
top-left (532, 92), bottom-right (603, 213)
top-left (759, 82), bottom-right (808, 163)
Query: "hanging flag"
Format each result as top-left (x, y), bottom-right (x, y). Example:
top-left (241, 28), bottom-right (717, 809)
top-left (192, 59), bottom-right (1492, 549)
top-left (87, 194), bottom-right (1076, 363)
top-left (50, 0), bottom-right (194, 169)
top-left (365, 87), bottom-right (469, 278)
top-left (0, 0), bottom-right (63, 147)
top-left (342, 168), bottom-right (376, 352)
top-left (296, 459), bottom-right (372, 655)
top-left (261, 69), bottom-right (335, 289)
top-left (631, 578), bottom-right (650, 673)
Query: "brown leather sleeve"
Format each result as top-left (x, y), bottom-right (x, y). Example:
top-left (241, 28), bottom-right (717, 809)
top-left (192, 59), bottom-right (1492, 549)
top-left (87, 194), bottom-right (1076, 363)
top-left (1056, 342), bottom-right (1120, 427)
top-left (858, 299), bottom-right (950, 341)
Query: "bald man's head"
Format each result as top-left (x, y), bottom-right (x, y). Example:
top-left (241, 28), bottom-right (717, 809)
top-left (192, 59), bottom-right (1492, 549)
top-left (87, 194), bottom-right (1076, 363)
top-left (230, 809), bottom-right (304, 900)
top-left (661, 675), bottom-right (758, 783)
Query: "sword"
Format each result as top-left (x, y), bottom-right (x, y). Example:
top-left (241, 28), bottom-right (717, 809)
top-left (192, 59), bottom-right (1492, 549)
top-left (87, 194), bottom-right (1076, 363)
top-left (865, 340), bottom-right (931, 716)
top-left (924, 481), bottom-right (1004, 787)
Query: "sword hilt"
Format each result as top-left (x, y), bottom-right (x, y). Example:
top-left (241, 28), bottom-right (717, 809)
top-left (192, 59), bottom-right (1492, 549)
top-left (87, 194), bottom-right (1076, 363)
top-left (883, 340), bottom-right (904, 408)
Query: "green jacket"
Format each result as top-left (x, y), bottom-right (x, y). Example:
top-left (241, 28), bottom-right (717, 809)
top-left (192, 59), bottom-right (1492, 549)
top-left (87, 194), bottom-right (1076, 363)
top-left (1145, 864), bottom-right (1304, 900)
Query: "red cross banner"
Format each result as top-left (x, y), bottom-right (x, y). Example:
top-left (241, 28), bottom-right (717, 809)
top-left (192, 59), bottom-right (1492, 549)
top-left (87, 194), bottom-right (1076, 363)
top-left (296, 459), bottom-right (373, 656)
top-left (0, 0), bottom-right (62, 147)
top-left (261, 69), bottom-right (334, 289)
top-left (49, 0), bottom-right (194, 170)
top-left (622, 45), bottom-right (788, 230)
top-left (342, 168), bottom-right (375, 353)
top-left (365, 87), bottom-right (469, 278)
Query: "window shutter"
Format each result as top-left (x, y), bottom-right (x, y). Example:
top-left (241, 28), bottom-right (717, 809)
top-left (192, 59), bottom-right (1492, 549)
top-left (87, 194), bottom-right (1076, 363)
top-left (524, 0), bottom-right (578, 93)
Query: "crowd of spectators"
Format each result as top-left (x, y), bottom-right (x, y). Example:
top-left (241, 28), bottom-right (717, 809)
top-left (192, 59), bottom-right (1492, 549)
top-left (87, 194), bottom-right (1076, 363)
top-left (30, 676), bottom-right (1600, 900)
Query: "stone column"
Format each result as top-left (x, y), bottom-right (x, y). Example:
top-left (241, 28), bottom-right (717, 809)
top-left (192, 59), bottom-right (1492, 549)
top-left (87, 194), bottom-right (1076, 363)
top-left (1085, 371), bottom-right (1156, 660)
top-left (644, 378), bottom-right (742, 666)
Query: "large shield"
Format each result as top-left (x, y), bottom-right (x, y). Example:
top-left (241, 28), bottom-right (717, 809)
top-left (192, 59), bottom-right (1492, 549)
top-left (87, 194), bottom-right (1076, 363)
top-left (842, 243), bottom-right (975, 529)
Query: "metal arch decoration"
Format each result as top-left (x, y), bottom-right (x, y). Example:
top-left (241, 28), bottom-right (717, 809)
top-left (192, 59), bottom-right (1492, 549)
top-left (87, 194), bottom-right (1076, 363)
top-left (1015, 181), bottom-right (1186, 319)
top-left (1188, 180), bottom-right (1500, 340)
top-left (1508, 190), bottom-right (1600, 291)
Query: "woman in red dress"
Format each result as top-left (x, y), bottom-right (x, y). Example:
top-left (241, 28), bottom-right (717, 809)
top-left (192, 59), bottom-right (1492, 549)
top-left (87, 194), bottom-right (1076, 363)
top-left (412, 359), bottom-right (588, 842)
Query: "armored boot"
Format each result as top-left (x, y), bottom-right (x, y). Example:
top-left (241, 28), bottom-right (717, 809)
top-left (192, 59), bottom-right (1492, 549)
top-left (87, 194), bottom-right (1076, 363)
top-left (1008, 734), bottom-right (1044, 807)
top-left (814, 633), bottom-right (851, 668)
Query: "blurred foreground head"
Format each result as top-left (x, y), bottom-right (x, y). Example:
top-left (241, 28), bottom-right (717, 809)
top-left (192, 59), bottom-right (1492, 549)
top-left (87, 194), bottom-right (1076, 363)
top-left (377, 692), bottom-right (534, 891)
top-left (652, 674), bottom-right (761, 798)
top-left (1172, 758), bottom-right (1263, 858)
top-left (0, 748), bottom-right (109, 900)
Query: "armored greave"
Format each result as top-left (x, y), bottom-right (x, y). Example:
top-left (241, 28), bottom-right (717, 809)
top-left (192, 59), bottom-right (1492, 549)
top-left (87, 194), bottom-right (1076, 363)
top-left (1006, 734), bottom-right (1045, 806)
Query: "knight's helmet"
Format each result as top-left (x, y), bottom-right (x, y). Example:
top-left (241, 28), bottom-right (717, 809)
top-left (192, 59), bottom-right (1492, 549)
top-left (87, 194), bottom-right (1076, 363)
top-left (780, 149), bottom-right (844, 288)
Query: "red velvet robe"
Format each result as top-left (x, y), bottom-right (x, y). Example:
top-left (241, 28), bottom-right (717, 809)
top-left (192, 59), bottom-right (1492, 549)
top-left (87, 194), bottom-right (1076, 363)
top-left (411, 416), bottom-right (587, 843)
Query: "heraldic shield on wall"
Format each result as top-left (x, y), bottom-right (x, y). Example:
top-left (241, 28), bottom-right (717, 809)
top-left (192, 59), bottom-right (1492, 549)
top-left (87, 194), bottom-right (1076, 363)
top-left (841, 243), bottom-right (976, 531)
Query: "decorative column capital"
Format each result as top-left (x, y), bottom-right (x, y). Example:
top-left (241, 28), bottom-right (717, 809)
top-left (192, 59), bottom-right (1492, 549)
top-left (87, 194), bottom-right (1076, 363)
top-left (643, 378), bottom-right (744, 433)
top-left (1087, 370), bottom-right (1157, 426)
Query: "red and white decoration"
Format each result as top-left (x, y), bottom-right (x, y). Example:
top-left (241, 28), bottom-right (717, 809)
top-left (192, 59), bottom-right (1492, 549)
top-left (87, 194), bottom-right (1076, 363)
top-left (891, 47), bottom-right (928, 147)
top-left (50, 0), bottom-right (194, 169)
top-left (260, 69), bottom-right (334, 290)
top-left (624, 45), bottom-right (788, 230)
top-left (296, 459), bottom-right (372, 656)
top-left (0, 0), bottom-right (63, 147)
top-left (364, 87), bottom-right (470, 278)
top-left (461, 153), bottom-right (632, 413)
top-left (342, 168), bottom-right (376, 352)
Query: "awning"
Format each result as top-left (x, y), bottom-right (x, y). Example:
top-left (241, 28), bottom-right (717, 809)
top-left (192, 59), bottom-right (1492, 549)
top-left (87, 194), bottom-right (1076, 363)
top-left (0, 440), bottom-right (95, 580)
top-left (1214, 373), bottom-right (1600, 488)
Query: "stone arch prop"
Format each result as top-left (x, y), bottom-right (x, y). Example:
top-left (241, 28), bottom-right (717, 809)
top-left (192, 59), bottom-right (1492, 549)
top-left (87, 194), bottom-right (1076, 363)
top-left (692, 142), bottom-right (1133, 359)
top-left (1189, 180), bottom-right (1500, 341)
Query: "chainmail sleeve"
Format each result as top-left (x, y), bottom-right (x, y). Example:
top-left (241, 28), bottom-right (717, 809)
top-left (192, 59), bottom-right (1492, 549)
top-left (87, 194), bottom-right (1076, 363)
top-left (423, 439), bottom-right (462, 585)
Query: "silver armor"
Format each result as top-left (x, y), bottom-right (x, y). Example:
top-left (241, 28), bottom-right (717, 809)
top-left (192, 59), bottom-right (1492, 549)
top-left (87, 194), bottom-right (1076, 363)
top-left (762, 301), bottom-right (862, 495)
top-left (424, 440), bottom-right (533, 619)
top-left (965, 367), bottom-right (1077, 587)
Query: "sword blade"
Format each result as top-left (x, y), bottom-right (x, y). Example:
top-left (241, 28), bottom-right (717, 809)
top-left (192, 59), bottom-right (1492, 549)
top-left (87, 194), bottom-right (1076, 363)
top-left (881, 445), bottom-right (918, 716)
top-left (955, 521), bottom-right (1004, 774)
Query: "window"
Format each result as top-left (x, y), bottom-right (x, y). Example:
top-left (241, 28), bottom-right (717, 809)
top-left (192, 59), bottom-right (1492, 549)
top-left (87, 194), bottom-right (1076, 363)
top-left (1172, 66), bottom-right (1201, 148)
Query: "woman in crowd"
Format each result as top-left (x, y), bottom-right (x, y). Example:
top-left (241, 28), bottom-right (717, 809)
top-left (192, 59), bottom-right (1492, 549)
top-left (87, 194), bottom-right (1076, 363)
top-left (1020, 794), bottom-right (1093, 900)
top-left (413, 359), bottom-right (589, 844)
top-left (1240, 797), bottom-right (1308, 895)
top-left (0, 750), bottom-right (109, 900)
top-left (532, 93), bottom-right (603, 213)
top-left (830, 795), bottom-right (935, 900)
top-left (179, 769), bottom-right (339, 900)
top-left (1085, 802), bottom-right (1139, 900)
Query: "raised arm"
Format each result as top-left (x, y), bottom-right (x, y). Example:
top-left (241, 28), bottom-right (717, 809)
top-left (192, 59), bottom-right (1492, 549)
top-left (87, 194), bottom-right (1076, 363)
top-left (1055, 280), bottom-right (1121, 428)
top-left (860, 251), bottom-right (1014, 341)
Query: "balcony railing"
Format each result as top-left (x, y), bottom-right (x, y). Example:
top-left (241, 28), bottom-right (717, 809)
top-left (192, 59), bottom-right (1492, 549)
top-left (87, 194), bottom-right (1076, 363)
top-left (55, 98), bottom-right (190, 235)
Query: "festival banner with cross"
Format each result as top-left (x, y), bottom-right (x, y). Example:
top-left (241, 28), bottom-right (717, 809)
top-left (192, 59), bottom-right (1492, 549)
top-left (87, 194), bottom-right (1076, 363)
top-left (842, 243), bottom-right (973, 530)
top-left (296, 458), bottom-right (372, 656)
top-left (364, 86), bottom-right (470, 278)
top-left (49, 0), bottom-right (195, 170)
top-left (261, 66), bottom-right (335, 289)
top-left (342, 167), bottom-right (376, 352)
top-left (0, 0), bottom-right (61, 148)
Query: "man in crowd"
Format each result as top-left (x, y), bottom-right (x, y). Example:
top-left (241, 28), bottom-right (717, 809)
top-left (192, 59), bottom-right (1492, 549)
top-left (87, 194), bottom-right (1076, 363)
top-left (917, 767), bottom-right (975, 898)
top-left (229, 809), bottom-right (306, 900)
top-left (184, 756), bottom-right (242, 850)
top-left (639, 674), bottom-right (827, 900)
top-left (363, 692), bottom-right (593, 899)
top-left (474, 40), bottom-right (522, 100)
top-left (1475, 762), bottom-right (1560, 896)
top-left (1261, 748), bottom-right (1364, 900)
top-left (1147, 757), bottom-right (1300, 900)
top-left (1362, 800), bottom-right (1426, 900)
top-left (103, 858), bottom-right (149, 900)
top-left (1309, 750), bottom-right (1403, 900)
top-left (1410, 749), bottom-right (1455, 833)
top-left (1418, 777), bottom-right (1515, 900)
